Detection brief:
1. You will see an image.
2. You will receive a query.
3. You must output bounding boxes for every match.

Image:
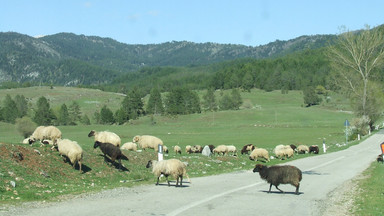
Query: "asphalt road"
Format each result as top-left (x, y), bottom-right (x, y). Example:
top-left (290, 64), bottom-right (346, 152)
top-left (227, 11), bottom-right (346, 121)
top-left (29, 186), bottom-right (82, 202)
top-left (3, 130), bottom-right (384, 216)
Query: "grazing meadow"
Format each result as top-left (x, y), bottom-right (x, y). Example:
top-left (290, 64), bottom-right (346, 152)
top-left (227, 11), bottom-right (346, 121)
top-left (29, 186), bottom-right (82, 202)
top-left (0, 87), bottom-right (360, 204)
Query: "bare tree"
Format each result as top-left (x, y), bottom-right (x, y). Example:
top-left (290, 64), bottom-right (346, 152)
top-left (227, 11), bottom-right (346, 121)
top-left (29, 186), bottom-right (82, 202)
top-left (328, 25), bottom-right (384, 119)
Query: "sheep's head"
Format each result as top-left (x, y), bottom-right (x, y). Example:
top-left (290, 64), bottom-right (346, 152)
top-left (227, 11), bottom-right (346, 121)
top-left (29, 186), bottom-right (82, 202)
top-left (88, 130), bottom-right (96, 137)
top-left (253, 164), bottom-right (266, 173)
top-left (93, 141), bottom-right (101, 149)
top-left (28, 138), bottom-right (36, 145)
top-left (146, 160), bottom-right (153, 168)
top-left (133, 136), bottom-right (140, 143)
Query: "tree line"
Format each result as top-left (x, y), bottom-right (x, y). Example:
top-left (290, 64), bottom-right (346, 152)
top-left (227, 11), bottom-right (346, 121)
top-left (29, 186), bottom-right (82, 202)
top-left (0, 87), bottom-right (243, 127)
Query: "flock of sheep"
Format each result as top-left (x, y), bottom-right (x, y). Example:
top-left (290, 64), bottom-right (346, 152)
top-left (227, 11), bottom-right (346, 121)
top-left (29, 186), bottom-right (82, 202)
top-left (24, 125), bottom-right (316, 192)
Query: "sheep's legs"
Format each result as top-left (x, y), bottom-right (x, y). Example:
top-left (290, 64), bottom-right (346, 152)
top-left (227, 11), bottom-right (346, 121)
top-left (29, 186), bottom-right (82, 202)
top-left (156, 176), bottom-right (160, 185)
top-left (269, 184), bottom-right (284, 193)
top-left (166, 176), bottom-right (170, 187)
top-left (295, 184), bottom-right (300, 195)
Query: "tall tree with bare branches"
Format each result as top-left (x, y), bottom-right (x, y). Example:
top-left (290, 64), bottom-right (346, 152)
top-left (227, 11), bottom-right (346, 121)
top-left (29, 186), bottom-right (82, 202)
top-left (328, 25), bottom-right (384, 126)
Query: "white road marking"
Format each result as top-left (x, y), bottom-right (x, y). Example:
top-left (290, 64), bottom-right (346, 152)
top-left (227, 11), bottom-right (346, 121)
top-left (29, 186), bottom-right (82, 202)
top-left (304, 156), bottom-right (345, 172)
top-left (167, 182), bottom-right (263, 216)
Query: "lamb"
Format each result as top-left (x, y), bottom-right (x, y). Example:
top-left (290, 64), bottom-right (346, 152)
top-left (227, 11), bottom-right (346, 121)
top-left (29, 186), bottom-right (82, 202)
top-left (174, 145), bottom-right (182, 154)
top-left (162, 145), bottom-right (169, 154)
top-left (94, 141), bottom-right (129, 171)
top-left (88, 130), bottom-right (121, 147)
top-left (212, 145), bottom-right (228, 156)
top-left (241, 144), bottom-right (255, 155)
top-left (146, 159), bottom-right (190, 187)
top-left (274, 145), bottom-right (294, 160)
top-left (29, 126), bottom-right (62, 146)
top-left (191, 145), bottom-right (203, 153)
top-left (226, 145), bottom-right (237, 156)
top-left (253, 164), bottom-right (302, 195)
top-left (185, 145), bottom-right (192, 154)
top-left (57, 139), bottom-right (83, 173)
top-left (133, 135), bottom-right (163, 152)
top-left (249, 148), bottom-right (270, 162)
top-left (120, 142), bottom-right (137, 151)
top-left (297, 145), bottom-right (309, 154)
top-left (309, 145), bottom-right (319, 154)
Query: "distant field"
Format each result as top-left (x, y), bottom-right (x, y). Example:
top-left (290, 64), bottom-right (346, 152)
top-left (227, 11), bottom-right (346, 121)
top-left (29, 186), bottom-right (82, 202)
top-left (0, 87), bottom-right (359, 204)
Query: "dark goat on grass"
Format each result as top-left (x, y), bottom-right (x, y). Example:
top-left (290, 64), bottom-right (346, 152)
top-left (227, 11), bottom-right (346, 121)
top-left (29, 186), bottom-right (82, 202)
top-left (94, 141), bottom-right (128, 171)
top-left (253, 164), bottom-right (302, 195)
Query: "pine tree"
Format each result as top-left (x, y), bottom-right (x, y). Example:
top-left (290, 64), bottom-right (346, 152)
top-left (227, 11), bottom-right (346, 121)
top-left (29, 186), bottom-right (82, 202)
top-left (2, 94), bottom-right (18, 123)
top-left (202, 88), bottom-right (217, 111)
top-left (100, 105), bottom-right (115, 124)
top-left (80, 114), bottom-right (91, 125)
top-left (33, 96), bottom-right (56, 125)
top-left (57, 103), bottom-right (70, 125)
top-left (231, 88), bottom-right (243, 110)
top-left (69, 101), bottom-right (82, 124)
top-left (120, 87), bottom-right (144, 121)
top-left (14, 94), bottom-right (28, 118)
top-left (146, 87), bottom-right (164, 115)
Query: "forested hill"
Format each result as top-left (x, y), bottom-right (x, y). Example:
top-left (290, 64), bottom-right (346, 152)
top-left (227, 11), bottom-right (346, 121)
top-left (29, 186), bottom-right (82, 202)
top-left (0, 31), bottom-right (336, 86)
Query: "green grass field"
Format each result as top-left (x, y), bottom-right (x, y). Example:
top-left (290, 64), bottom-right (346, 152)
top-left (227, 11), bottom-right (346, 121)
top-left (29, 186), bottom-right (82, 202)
top-left (352, 161), bottom-right (384, 216)
top-left (0, 87), bottom-right (359, 204)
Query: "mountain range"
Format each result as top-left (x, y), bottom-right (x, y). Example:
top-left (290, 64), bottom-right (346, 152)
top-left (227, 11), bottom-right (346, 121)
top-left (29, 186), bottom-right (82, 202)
top-left (0, 31), bottom-right (336, 86)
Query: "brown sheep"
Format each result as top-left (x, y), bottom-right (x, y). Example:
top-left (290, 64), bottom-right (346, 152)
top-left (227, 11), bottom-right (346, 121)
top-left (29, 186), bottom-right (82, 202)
top-left (253, 164), bottom-right (302, 195)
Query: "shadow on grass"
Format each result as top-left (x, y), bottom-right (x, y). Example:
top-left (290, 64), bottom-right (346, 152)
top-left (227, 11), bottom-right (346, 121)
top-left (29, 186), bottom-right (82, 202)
top-left (98, 154), bottom-right (130, 172)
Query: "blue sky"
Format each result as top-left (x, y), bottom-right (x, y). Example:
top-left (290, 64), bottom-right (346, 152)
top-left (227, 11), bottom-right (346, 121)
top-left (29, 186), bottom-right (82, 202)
top-left (1, 0), bottom-right (383, 46)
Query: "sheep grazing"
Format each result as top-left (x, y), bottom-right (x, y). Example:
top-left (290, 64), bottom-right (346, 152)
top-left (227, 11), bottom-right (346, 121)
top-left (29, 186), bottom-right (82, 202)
top-left (162, 145), bottom-right (169, 154)
top-left (174, 145), bottom-right (182, 154)
top-left (289, 144), bottom-right (297, 152)
top-left (213, 145), bottom-right (228, 156)
top-left (133, 135), bottom-right (163, 152)
top-left (309, 145), bottom-right (319, 154)
top-left (191, 145), bottom-right (203, 153)
top-left (241, 144), bottom-right (255, 155)
top-left (120, 142), bottom-right (137, 151)
top-left (88, 130), bottom-right (121, 147)
top-left (57, 139), bottom-right (83, 173)
top-left (146, 159), bottom-right (190, 187)
top-left (377, 154), bottom-right (383, 163)
top-left (29, 126), bottom-right (62, 146)
top-left (249, 148), bottom-right (270, 162)
top-left (208, 145), bottom-right (215, 153)
top-left (94, 141), bottom-right (129, 171)
top-left (185, 145), bottom-right (192, 154)
top-left (274, 145), bottom-right (294, 160)
top-left (297, 145), bottom-right (309, 154)
top-left (253, 164), bottom-right (302, 195)
top-left (226, 145), bottom-right (237, 156)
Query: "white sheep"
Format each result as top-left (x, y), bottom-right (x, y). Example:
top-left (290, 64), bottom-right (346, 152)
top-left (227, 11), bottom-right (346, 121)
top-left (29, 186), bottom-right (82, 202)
top-left (249, 147), bottom-right (270, 162)
top-left (42, 126), bottom-right (62, 145)
top-left (29, 126), bottom-right (62, 146)
top-left (273, 145), bottom-right (294, 160)
top-left (185, 145), bottom-right (192, 154)
top-left (120, 142), bottom-right (137, 151)
top-left (57, 139), bottom-right (83, 173)
top-left (226, 145), bottom-right (238, 156)
top-left (88, 130), bottom-right (121, 147)
top-left (133, 135), bottom-right (163, 152)
top-left (213, 145), bottom-right (228, 156)
top-left (162, 145), bottom-right (169, 154)
top-left (297, 145), bottom-right (309, 154)
top-left (174, 145), bottom-right (182, 154)
top-left (146, 159), bottom-right (190, 187)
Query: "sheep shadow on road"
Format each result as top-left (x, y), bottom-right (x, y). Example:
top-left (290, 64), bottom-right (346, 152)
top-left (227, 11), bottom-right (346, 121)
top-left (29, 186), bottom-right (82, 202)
top-left (155, 181), bottom-right (191, 188)
top-left (259, 190), bottom-right (303, 195)
top-left (302, 170), bottom-right (328, 175)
